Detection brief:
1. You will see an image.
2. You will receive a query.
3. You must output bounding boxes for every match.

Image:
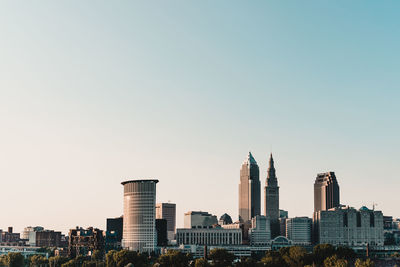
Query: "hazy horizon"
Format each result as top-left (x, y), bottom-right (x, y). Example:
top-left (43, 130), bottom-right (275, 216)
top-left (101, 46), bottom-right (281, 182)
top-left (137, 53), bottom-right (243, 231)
top-left (1, 1), bottom-right (399, 235)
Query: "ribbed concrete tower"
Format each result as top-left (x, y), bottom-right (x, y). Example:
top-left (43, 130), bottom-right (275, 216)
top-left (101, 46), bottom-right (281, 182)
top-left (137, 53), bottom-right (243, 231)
top-left (264, 153), bottom-right (280, 238)
top-left (239, 152), bottom-right (261, 223)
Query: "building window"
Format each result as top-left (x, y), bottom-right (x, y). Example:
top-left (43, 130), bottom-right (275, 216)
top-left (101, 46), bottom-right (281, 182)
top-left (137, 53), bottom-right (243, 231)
top-left (357, 212), bottom-right (361, 227)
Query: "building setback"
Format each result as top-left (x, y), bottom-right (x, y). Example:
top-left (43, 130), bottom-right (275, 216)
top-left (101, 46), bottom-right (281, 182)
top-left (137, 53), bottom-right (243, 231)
top-left (239, 152), bottom-right (261, 223)
top-left (314, 172), bottom-right (340, 212)
top-left (264, 154), bottom-right (280, 238)
top-left (121, 179), bottom-right (158, 253)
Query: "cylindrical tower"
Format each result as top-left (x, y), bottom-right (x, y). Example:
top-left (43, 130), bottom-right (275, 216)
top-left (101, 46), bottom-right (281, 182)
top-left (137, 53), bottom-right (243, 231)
top-left (121, 179), bottom-right (159, 253)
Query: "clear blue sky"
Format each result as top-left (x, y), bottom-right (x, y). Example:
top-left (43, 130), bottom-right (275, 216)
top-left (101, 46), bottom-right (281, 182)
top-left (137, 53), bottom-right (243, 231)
top-left (1, 1), bottom-right (399, 234)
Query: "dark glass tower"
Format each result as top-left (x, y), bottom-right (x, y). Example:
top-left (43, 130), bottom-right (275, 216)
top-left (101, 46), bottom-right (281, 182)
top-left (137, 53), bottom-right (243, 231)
top-left (264, 153), bottom-right (280, 238)
top-left (314, 172), bottom-right (340, 212)
top-left (239, 152), bottom-right (261, 222)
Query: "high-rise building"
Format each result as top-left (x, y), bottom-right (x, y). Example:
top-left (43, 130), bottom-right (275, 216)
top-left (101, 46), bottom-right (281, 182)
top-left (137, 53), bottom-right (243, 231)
top-left (156, 203), bottom-right (176, 241)
top-left (286, 217), bottom-right (312, 245)
top-left (264, 154), bottom-right (280, 238)
top-left (121, 179), bottom-right (158, 253)
top-left (184, 211), bottom-right (218, 229)
top-left (314, 172), bottom-right (340, 212)
top-left (239, 152), bottom-right (261, 222)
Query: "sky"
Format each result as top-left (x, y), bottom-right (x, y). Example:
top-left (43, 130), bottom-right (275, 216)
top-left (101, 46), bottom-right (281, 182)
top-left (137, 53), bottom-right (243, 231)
top-left (0, 1), bottom-right (399, 234)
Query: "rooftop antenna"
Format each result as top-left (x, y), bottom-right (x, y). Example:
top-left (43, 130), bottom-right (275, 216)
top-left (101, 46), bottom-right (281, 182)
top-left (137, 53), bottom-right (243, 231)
top-left (372, 203), bottom-right (378, 210)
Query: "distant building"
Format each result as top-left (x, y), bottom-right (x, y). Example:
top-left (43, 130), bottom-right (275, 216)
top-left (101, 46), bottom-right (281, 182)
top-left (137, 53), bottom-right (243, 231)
top-left (121, 179), bottom-right (158, 253)
top-left (68, 227), bottom-right (104, 258)
top-left (313, 206), bottom-right (384, 246)
top-left (0, 227), bottom-right (22, 246)
top-left (279, 218), bottom-right (287, 237)
top-left (286, 217), bottom-right (312, 245)
top-left (219, 214), bottom-right (233, 225)
top-left (156, 219), bottom-right (168, 247)
top-left (36, 230), bottom-right (62, 247)
top-left (239, 152), bottom-right (261, 222)
top-left (279, 210), bottom-right (288, 219)
top-left (184, 211), bottom-right (218, 229)
top-left (249, 215), bottom-right (271, 246)
top-left (156, 203), bottom-right (176, 241)
top-left (106, 216), bottom-right (123, 243)
top-left (314, 172), bottom-right (340, 212)
top-left (22, 226), bottom-right (44, 246)
top-left (264, 154), bottom-right (280, 238)
top-left (176, 227), bottom-right (242, 246)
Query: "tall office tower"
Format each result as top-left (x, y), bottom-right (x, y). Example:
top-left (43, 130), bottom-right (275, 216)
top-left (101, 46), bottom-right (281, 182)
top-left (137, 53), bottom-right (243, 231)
top-left (121, 179), bottom-right (158, 253)
top-left (264, 154), bottom-right (280, 238)
top-left (239, 152), bottom-right (261, 222)
top-left (314, 172), bottom-right (340, 212)
top-left (156, 203), bottom-right (176, 241)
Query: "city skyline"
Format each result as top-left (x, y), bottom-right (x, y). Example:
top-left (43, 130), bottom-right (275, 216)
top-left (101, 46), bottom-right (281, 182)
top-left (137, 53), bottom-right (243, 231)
top-left (1, 1), bottom-right (400, 235)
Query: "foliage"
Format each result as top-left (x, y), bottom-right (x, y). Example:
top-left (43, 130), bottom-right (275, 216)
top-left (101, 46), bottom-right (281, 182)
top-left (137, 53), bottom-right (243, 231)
top-left (157, 250), bottom-right (190, 267)
top-left (5, 253), bottom-right (25, 267)
top-left (194, 258), bottom-right (209, 267)
top-left (280, 246), bottom-right (311, 267)
top-left (260, 250), bottom-right (287, 267)
top-left (111, 250), bottom-right (148, 267)
top-left (234, 257), bottom-right (260, 267)
top-left (313, 244), bottom-right (336, 265)
top-left (335, 247), bottom-right (356, 260)
top-left (355, 258), bottom-right (374, 267)
top-left (208, 248), bottom-right (235, 267)
top-left (91, 250), bottom-right (103, 261)
top-left (30, 255), bottom-right (49, 267)
top-left (323, 255), bottom-right (348, 267)
top-left (49, 256), bottom-right (69, 267)
top-left (105, 250), bottom-right (117, 267)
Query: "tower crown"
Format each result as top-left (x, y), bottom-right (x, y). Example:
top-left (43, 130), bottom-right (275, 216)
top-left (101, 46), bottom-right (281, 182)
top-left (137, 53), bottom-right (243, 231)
top-left (266, 153), bottom-right (278, 186)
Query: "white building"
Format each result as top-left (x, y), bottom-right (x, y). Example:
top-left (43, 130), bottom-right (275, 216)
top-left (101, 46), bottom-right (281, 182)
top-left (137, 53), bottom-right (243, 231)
top-left (176, 227), bottom-right (242, 246)
top-left (313, 206), bottom-right (384, 246)
top-left (249, 215), bottom-right (271, 246)
top-left (286, 217), bottom-right (312, 245)
top-left (121, 179), bottom-right (158, 253)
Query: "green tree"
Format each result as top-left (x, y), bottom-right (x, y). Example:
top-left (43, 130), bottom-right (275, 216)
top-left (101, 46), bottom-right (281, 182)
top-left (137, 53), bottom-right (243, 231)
top-left (113, 250), bottom-right (147, 267)
top-left (48, 256), bottom-right (69, 267)
top-left (335, 247), bottom-right (356, 260)
top-left (157, 250), bottom-right (190, 267)
top-left (0, 255), bottom-right (8, 267)
top-left (313, 244), bottom-right (336, 265)
top-left (280, 246), bottom-right (310, 267)
top-left (260, 251), bottom-right (287, 267)
top-left (6, 253), bottom-right (25, 267)
top-left (208, 248), bottom-right (234, 267)
top-left (355, 258), bottom-right (374, 267)
top-left (30, 255), bottom-right (49, 267)
top-left (106, 250), bottom-right (117, 267)
top-left (324, 255), bottom-right (348, 267)
top-left (195, 258), bottom-right (209, 267)
top-left (234, 257), bottom-right (259, 267)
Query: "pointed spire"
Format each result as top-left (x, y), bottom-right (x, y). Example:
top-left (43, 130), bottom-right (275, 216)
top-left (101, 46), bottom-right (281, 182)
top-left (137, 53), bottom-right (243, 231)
top-left (267, 153), bottom-right (277, 181)
top-left (247, 151), bottom-right (257, 165)
top-left (269, 153), bottom-right (274, 169)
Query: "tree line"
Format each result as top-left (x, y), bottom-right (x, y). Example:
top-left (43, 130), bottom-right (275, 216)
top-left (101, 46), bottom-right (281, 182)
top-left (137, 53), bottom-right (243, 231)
top-left (0, 244), bottom-right (392, 267)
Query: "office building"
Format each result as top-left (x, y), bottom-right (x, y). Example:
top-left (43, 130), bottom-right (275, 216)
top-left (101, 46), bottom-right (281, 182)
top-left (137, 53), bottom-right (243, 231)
top-left (184, 211), bottom-right (218, 229)
top-left (22, 226), bottom-right (44, 246)
top-left (156, 203), bottom-right (176, 241)
top-left (286, 217), bottom-right (312, 245)
top-left (219, 214), bottom-right (233, 225)
top-left (264, 154), bottom-right (280, 238)
top-left (106, 216), bottom-right (123, 243)
top-left (313, 206), bottom-right (384, 246)
top-left (314, 172), bottom-right (340, 212)
top-left (249, 215), bottom-right (271, 246)
top-left (36, 230), bottom-right (62, 247)
top-left (239, 152), bottom-right (261, 222)
top-left (68, 227), bottom-right (104, 258)
top-left (121, 179), bottom-right (158, 252)
top-left (176, 227), bottom-right (242, 246)
top-left (156, 219), bottom-right (168, 247)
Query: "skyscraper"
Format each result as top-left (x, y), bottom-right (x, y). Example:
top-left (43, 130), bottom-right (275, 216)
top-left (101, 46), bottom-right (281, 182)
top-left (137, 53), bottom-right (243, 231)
top-left (239, 152), bottom-right (261, 222)
top-left (156, 203), bottom-right (176, 241)
top-left (314, 172), bottom-right (340, 212)
top-left (121, 179), bottom-right (158, 253)
top-left (264, 153), bottom-right (280, 238)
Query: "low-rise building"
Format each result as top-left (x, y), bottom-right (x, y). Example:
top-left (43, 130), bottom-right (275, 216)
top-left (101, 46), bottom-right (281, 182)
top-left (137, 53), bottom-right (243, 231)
top-left (176, 227), bottom-right (242, 246)
top-left (249, 215), bottom-right (271, 246)
top-left (68, 227), bottom-right (104, 258)
top-left (184, 211), bottom-right (218, 229)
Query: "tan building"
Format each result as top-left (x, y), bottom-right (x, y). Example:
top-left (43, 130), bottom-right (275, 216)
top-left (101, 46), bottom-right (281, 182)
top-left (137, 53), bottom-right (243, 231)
top-left (239, 152), bottom-right (261, 223)
top-left (314, 172), bottom-right (340, 212)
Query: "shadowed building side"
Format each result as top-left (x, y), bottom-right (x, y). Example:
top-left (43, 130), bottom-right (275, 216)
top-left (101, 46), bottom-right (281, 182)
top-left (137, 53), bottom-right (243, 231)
top-left (264, 153), bottom-right (280, 238)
